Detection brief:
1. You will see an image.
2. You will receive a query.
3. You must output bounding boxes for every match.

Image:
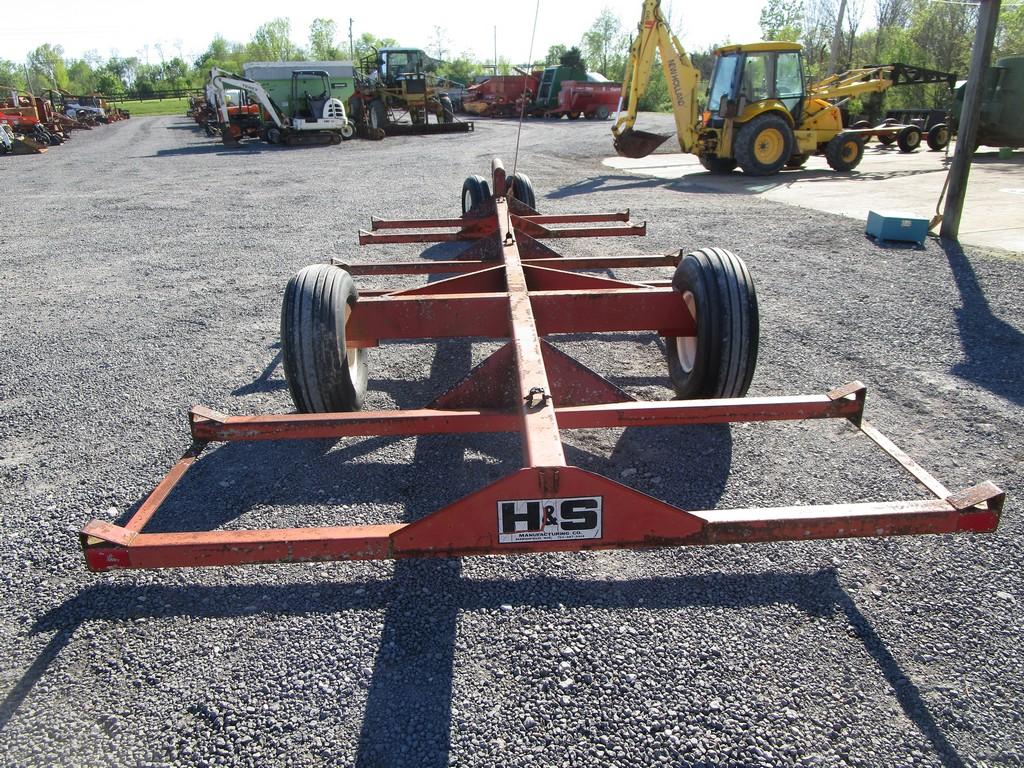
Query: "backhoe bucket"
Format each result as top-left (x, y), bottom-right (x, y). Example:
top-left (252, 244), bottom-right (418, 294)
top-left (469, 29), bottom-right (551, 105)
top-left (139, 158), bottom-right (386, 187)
top-left (614, 128), bottom-right (671, 159)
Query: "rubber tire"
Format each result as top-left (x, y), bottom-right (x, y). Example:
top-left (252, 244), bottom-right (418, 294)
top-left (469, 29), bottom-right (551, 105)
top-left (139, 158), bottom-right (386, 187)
top-left (699, 155), bottom-right (738, 174)
top-left (369, 100), bottom-right (387, 131)
top-left (281, 264), bottom-right (367, 414)
top-left (785, 153), bottom-right (808, 169)
top-left (461, 175), bottom-right (491, 214)
top-left (440, 95), bottom-right (454, 124)
top-left (927, 123), bottom-right (950, 151)
top-left (340, 121), bottom-right (355, 140)
top-left (878, 133), bottom-right (897, 146)
top-left (851, 120), bottom-right (871, 130)
top-left (666, 248), bottom-right (759, 399)
top-left (897, 125), bottom-right (922, 153)
top-left (734, 113), bottom-right (794, 176)
top-left (595, 105), bottom-right (610, 120)
top-left (825, 133), bottom-right (864, 171)
top-left (507, 172), bottom-right (537, 211)
top-left (349, 96), bottom-right (365, 125)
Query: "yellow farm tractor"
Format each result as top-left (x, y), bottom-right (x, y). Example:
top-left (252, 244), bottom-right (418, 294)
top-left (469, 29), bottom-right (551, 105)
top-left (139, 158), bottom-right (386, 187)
top-left (613, 0), bottom-right (956, 175)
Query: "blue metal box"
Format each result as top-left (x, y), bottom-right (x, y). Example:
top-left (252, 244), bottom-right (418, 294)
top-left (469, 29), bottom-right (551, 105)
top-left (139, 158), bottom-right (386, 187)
top-left (865, 210), bottom-right (929, 245)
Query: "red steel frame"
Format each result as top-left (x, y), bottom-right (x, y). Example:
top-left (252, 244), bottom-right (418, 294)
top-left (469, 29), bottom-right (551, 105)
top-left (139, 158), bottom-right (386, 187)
top-left (81, 159), bottom-right (1003, 571)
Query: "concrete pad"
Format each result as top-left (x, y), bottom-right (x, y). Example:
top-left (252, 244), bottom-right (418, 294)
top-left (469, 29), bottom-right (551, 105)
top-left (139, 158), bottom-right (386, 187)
top-left (604, 141), bottom-right (1024, 254)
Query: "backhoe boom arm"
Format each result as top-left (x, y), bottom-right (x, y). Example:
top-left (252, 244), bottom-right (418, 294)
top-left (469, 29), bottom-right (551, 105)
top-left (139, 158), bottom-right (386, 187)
top-left (612, 0), bottom-right (701, 158)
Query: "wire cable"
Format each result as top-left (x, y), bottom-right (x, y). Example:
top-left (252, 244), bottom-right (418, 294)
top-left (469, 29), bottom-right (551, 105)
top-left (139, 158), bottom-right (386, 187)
top-left (512, 0), bottom-right (542, 179)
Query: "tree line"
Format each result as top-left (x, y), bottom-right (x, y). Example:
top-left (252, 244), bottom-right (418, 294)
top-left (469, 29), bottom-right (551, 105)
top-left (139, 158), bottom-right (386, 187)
top-left (2, 4), bottom-right (1021, 111)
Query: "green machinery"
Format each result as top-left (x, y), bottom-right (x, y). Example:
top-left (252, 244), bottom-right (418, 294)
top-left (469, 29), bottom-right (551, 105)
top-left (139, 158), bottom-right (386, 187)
top-left (954, 55), bottom-right (1024, 148)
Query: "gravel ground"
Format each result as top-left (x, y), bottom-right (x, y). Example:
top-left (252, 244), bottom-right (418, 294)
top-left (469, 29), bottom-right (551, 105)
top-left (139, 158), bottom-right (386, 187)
top-left (0, 113), bottom-right (1021, 768)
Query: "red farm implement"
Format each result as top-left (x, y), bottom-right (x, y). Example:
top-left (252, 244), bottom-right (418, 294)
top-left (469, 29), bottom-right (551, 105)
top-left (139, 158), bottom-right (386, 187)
top-left (547, 80), bottom-right (620, 120)
top-left (80, 158), bottom-right (1003, 571)
top-left (463, 74), bottom-right (540, 117)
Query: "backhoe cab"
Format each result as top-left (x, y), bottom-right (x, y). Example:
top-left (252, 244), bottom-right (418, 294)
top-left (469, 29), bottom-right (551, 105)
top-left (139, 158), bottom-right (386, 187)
top-left (697, 42), bottom-right (812, 174)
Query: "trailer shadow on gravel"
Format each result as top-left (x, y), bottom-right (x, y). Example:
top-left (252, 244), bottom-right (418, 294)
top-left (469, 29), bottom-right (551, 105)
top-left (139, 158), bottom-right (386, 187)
top-left (941, 240), bottom-right (1024, 406)
top-left (11, 567), bottom-right (970, 768)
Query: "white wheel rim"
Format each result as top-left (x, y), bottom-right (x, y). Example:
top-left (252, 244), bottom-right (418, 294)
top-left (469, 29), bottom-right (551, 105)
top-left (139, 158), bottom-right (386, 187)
top-left (676, 291), bottom-right (697, 373)
top-left (463, 190), bottom-right (473, 212)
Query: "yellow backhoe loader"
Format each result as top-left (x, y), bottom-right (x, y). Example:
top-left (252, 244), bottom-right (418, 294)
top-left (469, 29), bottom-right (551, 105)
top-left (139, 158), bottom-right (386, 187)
top-left (613, 0), bottom-right (957, 175)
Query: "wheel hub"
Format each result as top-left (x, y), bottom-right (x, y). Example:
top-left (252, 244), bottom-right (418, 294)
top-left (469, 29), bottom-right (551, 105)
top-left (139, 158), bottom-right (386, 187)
top-left (754, 128), bottom-right (785, 164)
top-left (676, 291), bottom-right (697, 373)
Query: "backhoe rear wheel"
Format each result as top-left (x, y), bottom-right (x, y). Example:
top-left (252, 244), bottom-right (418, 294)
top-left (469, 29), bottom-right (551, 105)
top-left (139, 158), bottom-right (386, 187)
top-left (699, 154), bottom-right (738, 174)
top-left (281, 264), bottom-right (368, 414)
top-left (666, 248), bottom-right (759, 399)
top-left (825, 132), bottom-right (864, 171)
top-left (734, 113), bottom-right (794, 176)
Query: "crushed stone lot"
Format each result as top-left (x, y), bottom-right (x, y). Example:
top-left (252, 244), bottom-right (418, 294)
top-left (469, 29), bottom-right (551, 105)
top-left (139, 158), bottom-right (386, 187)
top-left (0, 113), bottom-right (1022, 768)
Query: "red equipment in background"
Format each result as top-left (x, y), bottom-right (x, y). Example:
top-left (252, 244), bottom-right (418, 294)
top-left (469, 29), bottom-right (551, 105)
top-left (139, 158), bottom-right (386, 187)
top-left (463, 73), bottom-right (540, 117)
top-left (549, 80), bottom-right (620, 120)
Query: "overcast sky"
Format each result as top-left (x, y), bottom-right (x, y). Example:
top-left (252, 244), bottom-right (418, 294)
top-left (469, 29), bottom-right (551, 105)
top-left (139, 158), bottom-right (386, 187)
top-left (3, 1), bottom-right (766, 65)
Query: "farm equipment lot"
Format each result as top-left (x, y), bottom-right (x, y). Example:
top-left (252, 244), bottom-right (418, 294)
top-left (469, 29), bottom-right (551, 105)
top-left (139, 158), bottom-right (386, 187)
top-left (1, 114), bottom-right (1022, 766)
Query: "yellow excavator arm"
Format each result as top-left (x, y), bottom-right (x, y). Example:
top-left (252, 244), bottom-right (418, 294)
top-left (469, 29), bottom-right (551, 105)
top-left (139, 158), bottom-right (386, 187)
top-left (612, 0), bottom-right (702, 158)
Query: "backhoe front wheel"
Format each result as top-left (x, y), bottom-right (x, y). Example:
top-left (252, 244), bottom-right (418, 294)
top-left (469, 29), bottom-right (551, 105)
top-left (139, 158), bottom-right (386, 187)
top-left (825, 132), bottom-right (864, 171)
top-left (281, 264), bottom-right (368, 413)
top-left (666, 248), bottom-right (759, 399)
top-left (734, 113), bottom-right (794, 176)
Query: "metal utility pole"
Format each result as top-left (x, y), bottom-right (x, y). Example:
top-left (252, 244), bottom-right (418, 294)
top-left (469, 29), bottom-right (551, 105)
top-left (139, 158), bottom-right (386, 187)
top-left (349, 19), bottom-right (355, 60)
top-left (828, 0), bottom-right (848, 75)
top-left (940, 0), bottom-right (1002, 241)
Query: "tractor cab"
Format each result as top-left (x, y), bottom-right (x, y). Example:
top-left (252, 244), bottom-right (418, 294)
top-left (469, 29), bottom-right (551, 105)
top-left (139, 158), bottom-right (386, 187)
top-left (704, 42), bottom-right (805, 127)
top-left (373, 48), bottom-right (439, 89)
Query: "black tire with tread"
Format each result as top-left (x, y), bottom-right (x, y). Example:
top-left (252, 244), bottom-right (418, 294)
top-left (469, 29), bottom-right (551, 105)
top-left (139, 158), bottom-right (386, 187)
top-left (784, 153), bottom-right (808, 169)
top-left (461, 175), bottom-right (491, 214)
top-left (348, 97), bottom-right (365, 125)
top-left (896, 125), bottom-right (922, 153)
top-left (825, 132), bottom-right (864, 171)
top-left (927, 123), bottom-right (950, 151)
top-left (281, 264), bottom-right (368, 414)
top-left (666, 248), bottom-right (759, 399)
top-left (507, 172), bottom-right (537, 211)
top-left (734, 113), bottom-right (794, 176)
top-left (699, 154), bottom-right (738, 174)
top-left (369, 99), bottom-right (387, 131)
top-left (440, 95), bottom-right (454, 123)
